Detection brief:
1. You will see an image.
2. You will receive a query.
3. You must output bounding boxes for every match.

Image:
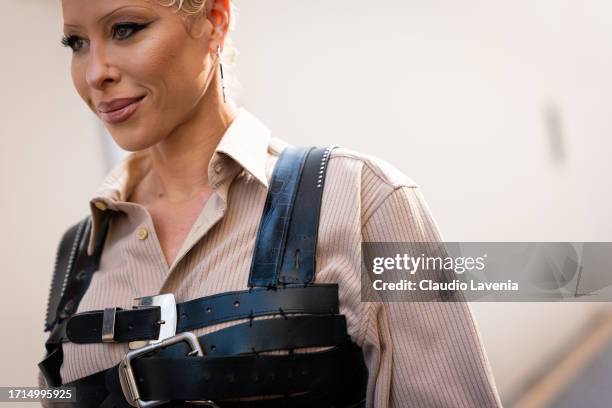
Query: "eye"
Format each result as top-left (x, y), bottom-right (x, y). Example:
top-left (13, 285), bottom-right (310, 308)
top-left (61, 35), bottom-right (87, 53)
top-left (112, 22), bottom-right (148, 40)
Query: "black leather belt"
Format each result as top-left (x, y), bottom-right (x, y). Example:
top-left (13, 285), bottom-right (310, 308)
top-left (65, 285), bottom-right (339, 344)
top-left (63, 340), bottom-right (367, 408)
top-left (197, 315), bottom-right (349, 355)
top-left (114, 344), bottom-right (361, 401)
top-left (249, 146), bottom-right (336, 287)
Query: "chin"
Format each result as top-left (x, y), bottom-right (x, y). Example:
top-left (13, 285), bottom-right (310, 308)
top-left (106, 126), bottom-right (161, 152)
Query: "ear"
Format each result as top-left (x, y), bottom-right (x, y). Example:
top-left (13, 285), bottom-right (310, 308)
top-left (207, 0), bottom-right (231, 52)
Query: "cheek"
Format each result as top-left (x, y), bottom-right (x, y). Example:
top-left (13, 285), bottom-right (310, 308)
top-left (131, 34), bottom-right (179, 82)
top-left (71, 59), bottom-right (93, 111)
top-left (111, 33), bottom-right (209, 149)
top-left (136, 34), bottom-right (206, 116)
top-left (128, 32), bottom-right (206, 107)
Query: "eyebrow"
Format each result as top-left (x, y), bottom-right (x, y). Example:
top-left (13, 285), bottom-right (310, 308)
top-left (63, 5), bottom-right (152, 29)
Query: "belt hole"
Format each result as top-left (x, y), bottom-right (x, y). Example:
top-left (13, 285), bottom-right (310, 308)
top-left (294, 249), bottom-right (300, 270)
top-left (233, 300), bottom-right (240, 308)
top-left (206, 306), bottom-right (212, 313)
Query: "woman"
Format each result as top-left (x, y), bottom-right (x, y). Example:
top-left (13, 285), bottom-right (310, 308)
top-left (39, 0), bottom-right (502, 407)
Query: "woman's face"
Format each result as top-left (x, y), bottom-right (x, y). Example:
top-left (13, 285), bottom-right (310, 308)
top-left (62, 0), bottom-right (217, 151)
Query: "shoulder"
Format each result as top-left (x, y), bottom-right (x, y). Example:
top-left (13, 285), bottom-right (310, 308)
top-left (271, 139), bottom-right (426, 226)
top-left (269, 137), bottom-right (419, 189)
top-left (268, 139), bottom-right (441, 237)
top-left (329, 146), bottom-right (422, 222)
top-left (329, 145), bottom-right (419, 189)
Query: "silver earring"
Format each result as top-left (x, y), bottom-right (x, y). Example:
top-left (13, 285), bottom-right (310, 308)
top-left (216, 44), bottom-right (227, 103)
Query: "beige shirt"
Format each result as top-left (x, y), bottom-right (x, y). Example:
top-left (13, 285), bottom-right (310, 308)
top-left (39, 108), bottom-right (502, 407)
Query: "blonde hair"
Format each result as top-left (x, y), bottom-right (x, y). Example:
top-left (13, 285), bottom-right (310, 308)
top-left (160, 0), bottom-right (240, 97)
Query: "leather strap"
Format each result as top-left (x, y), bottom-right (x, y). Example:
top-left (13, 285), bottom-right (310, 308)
top-left (38, 213), bottom-right (112, 386)
top-left (112, 344), bottom-right (364, 401)
top-left (66, 307), bottom-right (161, 343)
top-left (278, 146), bottom-right (337, 284)
top-left (37, 346), bottom-right (64, 390)
top-left (249, 145), bottom-right (338, 287)
top-left (45, 217), bottom-right (89, 332)
top-left (248, 146), bottom-right (312, 287)
top-left (177, 284), bottom-right (338, 331)
top-left (192, 395), bottom-right (366, 408)
top-left (65, 284), bottom-right (339, 344)
top-left (160, 315), bottom-right (348, 356)
top-left (100, 394), bottom-right (366, 408)
top-left (63, 342), bottom-right (367, 405)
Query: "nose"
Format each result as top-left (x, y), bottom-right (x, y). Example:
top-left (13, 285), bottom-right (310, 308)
top-left (85, 43), bottom-right (120, 90)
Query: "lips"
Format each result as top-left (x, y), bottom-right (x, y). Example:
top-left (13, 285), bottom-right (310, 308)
top-left (97, 96), bottom-right (145, 124)
top-left (97, 96), bottom-right (144, 113)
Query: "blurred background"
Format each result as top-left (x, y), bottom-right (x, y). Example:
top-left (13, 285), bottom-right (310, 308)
top-left (1, 0), bottom-right (611, 406)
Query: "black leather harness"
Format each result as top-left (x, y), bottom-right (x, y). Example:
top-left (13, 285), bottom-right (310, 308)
top-left (39, 146), bottom-right (368, 407)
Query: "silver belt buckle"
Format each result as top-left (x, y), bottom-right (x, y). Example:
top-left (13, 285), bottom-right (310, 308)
top-left (119, 332), bottom-right (209, 407)
top-left (128, 293), bottom-right (177, 350)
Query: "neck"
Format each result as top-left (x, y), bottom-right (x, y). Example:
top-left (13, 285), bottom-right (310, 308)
top-left (143, 72), bottom-right (237, 204)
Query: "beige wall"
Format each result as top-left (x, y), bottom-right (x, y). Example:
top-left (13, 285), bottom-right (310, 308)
top-left (0, 0), bottom-right (104, 392)
top-left (1, 0), bottom-right (611, 405)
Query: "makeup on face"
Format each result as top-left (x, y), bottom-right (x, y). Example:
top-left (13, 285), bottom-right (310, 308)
top-left (61, 0), bottom-right (216, 151)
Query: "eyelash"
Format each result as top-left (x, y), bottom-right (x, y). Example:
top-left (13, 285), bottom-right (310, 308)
top-left (61, 22), bottom-right (149, 53)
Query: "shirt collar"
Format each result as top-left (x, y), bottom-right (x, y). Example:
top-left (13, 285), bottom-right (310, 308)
top-left (208, 107), bottom-right (271, 189)
top-left (86, 107), bottom-right (272, 255)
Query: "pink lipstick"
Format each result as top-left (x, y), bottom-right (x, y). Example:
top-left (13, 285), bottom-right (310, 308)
top-left (97, 96), bottom-right (145, 124)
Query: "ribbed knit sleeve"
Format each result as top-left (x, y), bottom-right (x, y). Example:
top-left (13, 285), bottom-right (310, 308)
top-left (361, 186), bottom-right (503, 408)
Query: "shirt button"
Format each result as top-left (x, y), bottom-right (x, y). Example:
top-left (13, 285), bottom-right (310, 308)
top-left (214, 163), bottom-right (223, 174)
top-left (94, 201), bottom-right (108, 211)
top-left (137, 227), bottom-right (149, 240)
